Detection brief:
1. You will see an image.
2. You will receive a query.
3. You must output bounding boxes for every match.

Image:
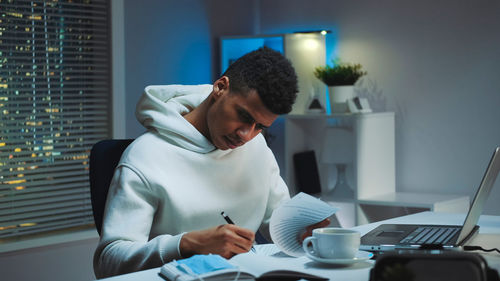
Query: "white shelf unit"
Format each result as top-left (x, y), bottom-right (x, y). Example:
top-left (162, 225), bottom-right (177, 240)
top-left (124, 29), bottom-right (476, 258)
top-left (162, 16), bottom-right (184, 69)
top-left (284, 112), bottom-right (469, 227)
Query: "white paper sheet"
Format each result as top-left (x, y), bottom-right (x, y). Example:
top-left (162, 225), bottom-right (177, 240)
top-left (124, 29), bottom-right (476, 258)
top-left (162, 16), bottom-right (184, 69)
top-left (253, 244), bottom-right (282, 256)
top-left (269, 192), bottom-right (339, 257)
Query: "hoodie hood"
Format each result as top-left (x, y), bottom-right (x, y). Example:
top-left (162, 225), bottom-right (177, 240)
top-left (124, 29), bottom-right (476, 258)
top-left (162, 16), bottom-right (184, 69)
top-left (135, 84), bottom-right (214, 153)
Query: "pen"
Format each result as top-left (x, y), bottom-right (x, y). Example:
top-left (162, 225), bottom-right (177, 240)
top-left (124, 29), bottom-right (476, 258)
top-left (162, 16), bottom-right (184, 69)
top-left (220, 211), bottom-right (256, 252)
top-left (221, 211), bottom-right (235, 224)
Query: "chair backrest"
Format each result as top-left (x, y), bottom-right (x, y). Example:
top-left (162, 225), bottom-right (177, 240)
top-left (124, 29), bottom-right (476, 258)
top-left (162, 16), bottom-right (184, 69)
top-left (89, 139), bottom-right (134, 235)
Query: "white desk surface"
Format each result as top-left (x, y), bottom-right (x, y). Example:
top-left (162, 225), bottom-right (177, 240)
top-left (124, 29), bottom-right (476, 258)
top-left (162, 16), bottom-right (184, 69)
top-left (98, 211), bottom-right (500, 281)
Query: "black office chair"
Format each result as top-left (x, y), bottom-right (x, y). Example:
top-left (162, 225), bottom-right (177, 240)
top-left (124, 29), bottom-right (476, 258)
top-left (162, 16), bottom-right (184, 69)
top-left (89, 139), bottom-right (134, 235)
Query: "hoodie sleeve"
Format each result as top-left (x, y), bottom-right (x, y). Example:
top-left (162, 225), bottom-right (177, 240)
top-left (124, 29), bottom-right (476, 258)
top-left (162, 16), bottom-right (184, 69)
top-left (93, 165), bottom-right (184, 278)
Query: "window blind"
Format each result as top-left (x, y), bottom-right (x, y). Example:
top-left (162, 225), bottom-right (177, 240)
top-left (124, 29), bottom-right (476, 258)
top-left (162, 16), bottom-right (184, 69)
top-left (0, 0), bottom-right (111, 238)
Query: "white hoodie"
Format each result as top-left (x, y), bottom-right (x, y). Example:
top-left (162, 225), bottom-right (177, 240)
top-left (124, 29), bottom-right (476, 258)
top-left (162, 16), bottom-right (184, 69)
top-left (93, 85), bottom-right (290, 278)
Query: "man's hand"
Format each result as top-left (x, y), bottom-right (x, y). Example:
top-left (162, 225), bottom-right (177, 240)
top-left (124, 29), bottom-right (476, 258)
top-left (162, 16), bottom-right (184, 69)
top-left (180, 224), bottom-right (255, 259)
top-left (299, 218), bottom-right (331, 242)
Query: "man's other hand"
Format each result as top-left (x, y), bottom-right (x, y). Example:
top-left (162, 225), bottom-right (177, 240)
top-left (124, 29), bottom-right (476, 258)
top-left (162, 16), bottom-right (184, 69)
top-left (299, 218), bottom-right (331, 242)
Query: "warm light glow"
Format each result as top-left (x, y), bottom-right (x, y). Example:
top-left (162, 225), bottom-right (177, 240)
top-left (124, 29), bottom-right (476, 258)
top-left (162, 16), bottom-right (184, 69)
top-left (0, 225), bottom-right (16, 231)
top-left (26, 121), bottom-right (43, 126)
top-left (45, 108), bottom-right (59, 113)
top-left (72, 155), bottom-right (88, 160)
top-left (7, 12), bottom-right (23, 18)
top-left (303, 39), bottom-right (319, 50)
top-left (15, 186), bottom-right (25, 190)
top-left (4, 179), bottom-right (27, 185)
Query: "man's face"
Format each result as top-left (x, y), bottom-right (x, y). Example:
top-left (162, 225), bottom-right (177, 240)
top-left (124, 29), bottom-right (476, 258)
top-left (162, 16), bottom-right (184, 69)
top-left (206, 83), bottom-right (278, 151)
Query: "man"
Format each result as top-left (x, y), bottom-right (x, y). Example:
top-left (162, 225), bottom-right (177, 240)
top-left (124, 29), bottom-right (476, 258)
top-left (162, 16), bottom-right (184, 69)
top-left (93, 47), bottom-right (329, 278)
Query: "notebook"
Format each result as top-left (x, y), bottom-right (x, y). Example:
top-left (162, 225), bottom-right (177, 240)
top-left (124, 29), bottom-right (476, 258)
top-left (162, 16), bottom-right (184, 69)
top-left (159, 251), bottom-right (328, 281)
top-left (360, 146), bottom-right (500, 253)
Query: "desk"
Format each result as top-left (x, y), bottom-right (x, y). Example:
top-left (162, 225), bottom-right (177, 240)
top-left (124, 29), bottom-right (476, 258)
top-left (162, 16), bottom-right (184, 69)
top-left (99, 211), bottom-right (500, 281)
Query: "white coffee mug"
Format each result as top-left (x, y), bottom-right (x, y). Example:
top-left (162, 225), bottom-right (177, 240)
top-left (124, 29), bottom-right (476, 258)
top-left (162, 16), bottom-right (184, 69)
top-left (302, 227), bottom-right (360, 259)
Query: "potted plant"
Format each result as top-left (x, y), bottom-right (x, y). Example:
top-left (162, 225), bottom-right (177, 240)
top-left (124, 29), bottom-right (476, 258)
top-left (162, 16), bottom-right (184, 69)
top-left (314, 59), bottom-right (367, 113)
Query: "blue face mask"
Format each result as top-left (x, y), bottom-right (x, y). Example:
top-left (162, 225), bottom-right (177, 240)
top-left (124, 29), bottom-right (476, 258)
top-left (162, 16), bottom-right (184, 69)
top-left (174, 254), bottom-right (237, 276)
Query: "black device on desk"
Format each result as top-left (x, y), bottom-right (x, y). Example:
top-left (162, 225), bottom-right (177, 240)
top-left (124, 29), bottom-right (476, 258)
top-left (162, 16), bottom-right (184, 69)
top-left (370, 250), bottom-right (500, 281)
top-left (361, 146), bottom-right (500, 253)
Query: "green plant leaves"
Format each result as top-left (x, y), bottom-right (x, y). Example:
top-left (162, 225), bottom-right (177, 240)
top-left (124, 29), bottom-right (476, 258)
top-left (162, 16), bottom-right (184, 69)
top-left (314, 60), bottom-right (367, 86)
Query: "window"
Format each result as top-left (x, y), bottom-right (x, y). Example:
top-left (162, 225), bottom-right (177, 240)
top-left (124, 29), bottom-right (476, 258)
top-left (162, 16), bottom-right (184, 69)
top-left (0, 0), bottom-right (111, 238)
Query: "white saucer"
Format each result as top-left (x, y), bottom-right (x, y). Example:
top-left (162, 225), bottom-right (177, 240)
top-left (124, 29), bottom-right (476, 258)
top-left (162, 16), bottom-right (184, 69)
top-left (306, 250), bottom-right (374, 265)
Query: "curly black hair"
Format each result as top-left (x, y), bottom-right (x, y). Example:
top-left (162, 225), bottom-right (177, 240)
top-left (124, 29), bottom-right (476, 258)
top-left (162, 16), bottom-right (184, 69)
top-left (222, 47), bottom-right (298, 115)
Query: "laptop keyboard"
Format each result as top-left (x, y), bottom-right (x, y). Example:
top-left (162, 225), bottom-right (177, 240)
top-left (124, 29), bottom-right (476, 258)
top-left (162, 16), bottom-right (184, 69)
top-left (399, 226), bottom-right (460, 245)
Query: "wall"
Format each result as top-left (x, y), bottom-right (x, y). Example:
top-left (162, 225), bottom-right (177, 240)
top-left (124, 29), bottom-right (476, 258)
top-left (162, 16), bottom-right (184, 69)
top-left (258, 0), bottom-right (500, 214)
top-left (120, 0), bottom-right (500, 214)
top-left (0, 237), bottom-right (98, 281)
top-left (123, 0), bottom-right (258, 137)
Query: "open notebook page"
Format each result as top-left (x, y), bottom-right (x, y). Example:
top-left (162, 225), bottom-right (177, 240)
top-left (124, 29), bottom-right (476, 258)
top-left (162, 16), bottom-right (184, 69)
top-left (229, 251), bottom-right (328, 280)
top-left (269, 192), bottom-right (339, 257)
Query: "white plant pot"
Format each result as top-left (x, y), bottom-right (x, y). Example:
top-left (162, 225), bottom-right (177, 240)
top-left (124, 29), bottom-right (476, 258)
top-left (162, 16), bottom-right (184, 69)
top-left (328, 85), bottom-right (356, 114)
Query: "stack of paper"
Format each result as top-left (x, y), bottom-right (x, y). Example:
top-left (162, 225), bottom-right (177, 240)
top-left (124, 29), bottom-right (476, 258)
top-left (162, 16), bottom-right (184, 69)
top-left (270, 192), bottom-right (339, 257)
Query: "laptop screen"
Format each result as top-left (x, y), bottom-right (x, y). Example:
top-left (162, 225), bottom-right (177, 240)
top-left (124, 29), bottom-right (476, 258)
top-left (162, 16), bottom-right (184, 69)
top-left (456, 147), bottom-right (500, 244)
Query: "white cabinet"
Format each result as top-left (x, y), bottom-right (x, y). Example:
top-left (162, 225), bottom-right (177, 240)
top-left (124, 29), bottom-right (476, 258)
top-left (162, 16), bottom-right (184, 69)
top-left (284, 112), bottom-right (469, 227)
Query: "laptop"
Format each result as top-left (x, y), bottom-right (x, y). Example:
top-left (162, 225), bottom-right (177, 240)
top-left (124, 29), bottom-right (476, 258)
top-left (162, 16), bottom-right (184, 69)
top-left (360, 146), bottom-right (500, 253)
